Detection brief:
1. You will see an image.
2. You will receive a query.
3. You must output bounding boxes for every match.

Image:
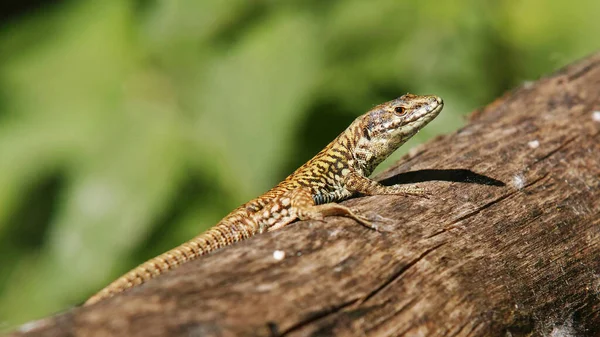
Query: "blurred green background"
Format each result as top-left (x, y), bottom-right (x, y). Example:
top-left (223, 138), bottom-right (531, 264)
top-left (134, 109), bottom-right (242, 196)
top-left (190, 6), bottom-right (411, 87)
top-left (0, 0), bottom-right (599, 329)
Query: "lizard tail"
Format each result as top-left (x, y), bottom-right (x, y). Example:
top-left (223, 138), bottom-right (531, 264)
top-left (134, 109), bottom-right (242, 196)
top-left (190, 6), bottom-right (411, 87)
top-left (84, 217), bottom-right (257, 305)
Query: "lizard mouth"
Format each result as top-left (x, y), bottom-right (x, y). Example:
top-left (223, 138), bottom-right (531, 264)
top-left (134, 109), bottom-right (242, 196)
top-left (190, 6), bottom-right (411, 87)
top-left (429, 96), bottom-right (444, 113)
top-left (411, 96), bottom-right (444, 123)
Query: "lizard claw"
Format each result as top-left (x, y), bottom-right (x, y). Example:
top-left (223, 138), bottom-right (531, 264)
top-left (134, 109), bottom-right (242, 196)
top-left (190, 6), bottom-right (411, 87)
top-left (350, 209), bottom-right (395, 232)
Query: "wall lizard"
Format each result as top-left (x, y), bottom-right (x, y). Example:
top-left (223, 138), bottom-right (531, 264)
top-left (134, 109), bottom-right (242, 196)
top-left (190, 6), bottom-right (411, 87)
top-left (85, 93), bottom-right (443, 305)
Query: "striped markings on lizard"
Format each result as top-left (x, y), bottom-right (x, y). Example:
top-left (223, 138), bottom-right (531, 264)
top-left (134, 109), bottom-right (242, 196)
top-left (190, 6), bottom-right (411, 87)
top-left (85, 93), bottom-right (444, 305)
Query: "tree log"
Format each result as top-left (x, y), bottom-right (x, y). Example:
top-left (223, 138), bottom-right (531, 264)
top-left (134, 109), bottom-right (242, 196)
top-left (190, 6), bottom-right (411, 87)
top-left (11, 53), bottom-right (600, 337)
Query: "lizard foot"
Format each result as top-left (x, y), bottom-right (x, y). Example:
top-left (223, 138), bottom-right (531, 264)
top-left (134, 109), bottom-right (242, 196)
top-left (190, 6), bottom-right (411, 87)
top-left (349, 209), bottom-right (396, 232)
top-left (387, 185), bottom-right (431, 199)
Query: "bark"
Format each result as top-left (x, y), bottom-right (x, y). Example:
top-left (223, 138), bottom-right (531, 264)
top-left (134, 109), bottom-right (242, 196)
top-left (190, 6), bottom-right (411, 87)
top-left (11, 53), bottom-right (600, 337)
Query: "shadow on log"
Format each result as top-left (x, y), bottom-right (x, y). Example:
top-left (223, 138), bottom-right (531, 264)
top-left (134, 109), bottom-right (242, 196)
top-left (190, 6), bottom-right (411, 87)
top-left (11, 54), bottom-right (600, 337)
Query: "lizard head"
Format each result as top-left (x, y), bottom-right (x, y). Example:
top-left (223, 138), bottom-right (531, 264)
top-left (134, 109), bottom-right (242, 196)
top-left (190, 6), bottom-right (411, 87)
top-left (354, 93), bottom-right (443, 173)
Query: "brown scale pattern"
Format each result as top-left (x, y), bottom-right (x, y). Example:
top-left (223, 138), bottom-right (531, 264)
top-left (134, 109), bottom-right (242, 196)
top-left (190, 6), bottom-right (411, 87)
top-left (85, 93), bottom-right (443, 305)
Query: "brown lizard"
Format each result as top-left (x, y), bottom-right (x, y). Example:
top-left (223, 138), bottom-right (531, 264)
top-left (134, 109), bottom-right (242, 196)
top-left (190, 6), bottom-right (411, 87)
top-left (85, 93), bottom-right (443, 305)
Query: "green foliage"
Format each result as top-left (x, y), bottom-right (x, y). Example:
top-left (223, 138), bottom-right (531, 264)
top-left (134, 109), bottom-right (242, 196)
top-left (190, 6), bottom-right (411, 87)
top-left (0, 0), bottom-right (598, 328)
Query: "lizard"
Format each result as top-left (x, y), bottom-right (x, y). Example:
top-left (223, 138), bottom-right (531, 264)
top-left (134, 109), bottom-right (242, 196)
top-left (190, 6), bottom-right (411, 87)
top-left (85, 93), bottom-right (443, 305)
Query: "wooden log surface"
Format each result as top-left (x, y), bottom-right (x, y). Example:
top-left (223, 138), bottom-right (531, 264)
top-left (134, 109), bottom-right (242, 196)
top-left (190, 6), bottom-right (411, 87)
top-left (11, 53), bottom-right (600, 337)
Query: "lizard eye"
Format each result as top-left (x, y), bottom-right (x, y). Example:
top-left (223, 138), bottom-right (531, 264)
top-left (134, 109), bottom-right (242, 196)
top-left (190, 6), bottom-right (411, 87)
top-left (394, 106), bottom-right (406, 114)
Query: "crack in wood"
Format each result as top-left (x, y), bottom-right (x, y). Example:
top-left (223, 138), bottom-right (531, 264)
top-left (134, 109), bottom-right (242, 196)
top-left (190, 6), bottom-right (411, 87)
top-left (533, 135), bottom-right (578, 164)
top-left (358, 243), bottom-right (447, 305)
top-left (426, 192), bottom-right (518, 239)
top-left (426, 172), bottom-right (550, 239)
top-left (278, 298), bottom-right (361, 337)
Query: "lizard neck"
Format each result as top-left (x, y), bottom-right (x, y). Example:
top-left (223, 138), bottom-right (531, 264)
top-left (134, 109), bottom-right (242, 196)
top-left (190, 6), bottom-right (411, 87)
top-left (348, 115), bottom-right (423, 176)
top-left (287, 117), bottom-right (385, 186)
top-left (346, 118), bottom-right (392, 177)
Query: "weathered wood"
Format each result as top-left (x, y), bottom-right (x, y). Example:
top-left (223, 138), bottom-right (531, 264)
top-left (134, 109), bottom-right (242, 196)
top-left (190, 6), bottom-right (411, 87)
top-left (11, 53), bottom-right (600, 337)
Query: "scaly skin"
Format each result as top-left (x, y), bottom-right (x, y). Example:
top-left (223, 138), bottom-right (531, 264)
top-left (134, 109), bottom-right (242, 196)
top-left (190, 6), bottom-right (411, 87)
top-left (85, 93), bottom-right (443, 305)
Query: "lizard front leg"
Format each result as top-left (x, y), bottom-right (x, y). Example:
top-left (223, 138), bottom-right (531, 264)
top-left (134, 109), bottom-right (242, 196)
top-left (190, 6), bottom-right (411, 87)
top-left (344, 171), bottom-right (429, 197)
top-left (260, 187), bottom-right (377, 232)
